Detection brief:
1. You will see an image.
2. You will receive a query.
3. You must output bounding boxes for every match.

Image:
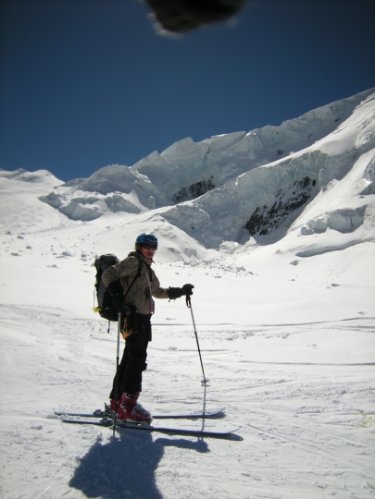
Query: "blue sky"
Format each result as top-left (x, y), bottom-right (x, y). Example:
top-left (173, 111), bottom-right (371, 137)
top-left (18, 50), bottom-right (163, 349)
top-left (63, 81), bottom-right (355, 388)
top-left (1, 0), bottom-right (374, 181)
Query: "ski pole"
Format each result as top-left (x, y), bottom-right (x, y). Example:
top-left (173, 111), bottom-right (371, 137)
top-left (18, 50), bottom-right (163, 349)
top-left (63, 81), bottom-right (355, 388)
top-left (112, 312), bottom-right (122, 436)
top-left (186, 295), bottom-right (209, 385)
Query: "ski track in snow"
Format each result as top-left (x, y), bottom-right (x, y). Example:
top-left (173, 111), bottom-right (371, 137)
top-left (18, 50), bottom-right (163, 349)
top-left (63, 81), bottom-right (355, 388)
top-left (0, 304), bottom-right (374, 499)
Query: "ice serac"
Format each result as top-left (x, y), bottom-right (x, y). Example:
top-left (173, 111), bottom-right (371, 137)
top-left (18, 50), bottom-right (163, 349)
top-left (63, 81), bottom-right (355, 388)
top-left (161, 89), bottom-right (375, 248)
top-left (35, 88), bottom-right (375, 253)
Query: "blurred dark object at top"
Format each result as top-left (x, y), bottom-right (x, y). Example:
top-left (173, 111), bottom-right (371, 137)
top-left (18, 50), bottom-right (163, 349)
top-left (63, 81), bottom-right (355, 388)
top-left (145, 0), bottom-right (247, 33)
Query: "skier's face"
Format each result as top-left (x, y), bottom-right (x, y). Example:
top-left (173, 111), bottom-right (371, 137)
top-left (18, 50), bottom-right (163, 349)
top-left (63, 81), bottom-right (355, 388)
top-left (140, 245), bottom-right (157, 260)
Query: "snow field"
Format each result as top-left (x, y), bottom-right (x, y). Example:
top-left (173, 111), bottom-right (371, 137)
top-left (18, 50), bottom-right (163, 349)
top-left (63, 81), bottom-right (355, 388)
top-left (0, 257), bottom-right (374, 498)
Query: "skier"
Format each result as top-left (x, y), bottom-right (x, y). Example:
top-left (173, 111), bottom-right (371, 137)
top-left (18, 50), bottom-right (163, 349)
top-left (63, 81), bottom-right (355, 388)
top-left (102, 233), bottom-right (194, 424)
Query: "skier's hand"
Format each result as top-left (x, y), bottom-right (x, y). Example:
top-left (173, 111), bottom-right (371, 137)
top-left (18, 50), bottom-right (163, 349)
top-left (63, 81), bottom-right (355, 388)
top-left (122, 304), bottom-right (135, 317)
top-left (167, 284), bottom-right (194, 300)
top-left (182, 284), bottom-right (194, 297)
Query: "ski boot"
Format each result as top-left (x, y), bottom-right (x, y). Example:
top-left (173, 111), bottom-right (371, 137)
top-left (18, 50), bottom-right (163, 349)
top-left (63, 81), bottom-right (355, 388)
top-left (114, 393), bottom-right (152, 425)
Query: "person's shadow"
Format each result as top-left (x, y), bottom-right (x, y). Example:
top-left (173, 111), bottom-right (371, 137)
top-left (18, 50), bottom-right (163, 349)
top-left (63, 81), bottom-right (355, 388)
top-left (69, 429), bottom-right (209, 498)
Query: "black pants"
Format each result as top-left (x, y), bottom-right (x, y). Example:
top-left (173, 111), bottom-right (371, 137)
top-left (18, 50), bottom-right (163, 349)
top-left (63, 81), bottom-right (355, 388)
top-left (110, 313), bottom-right (152, 400)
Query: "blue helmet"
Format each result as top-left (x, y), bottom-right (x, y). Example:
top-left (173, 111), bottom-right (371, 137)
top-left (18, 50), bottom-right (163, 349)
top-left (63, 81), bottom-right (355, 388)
top-left (135, 233), bottom-right (158, 248)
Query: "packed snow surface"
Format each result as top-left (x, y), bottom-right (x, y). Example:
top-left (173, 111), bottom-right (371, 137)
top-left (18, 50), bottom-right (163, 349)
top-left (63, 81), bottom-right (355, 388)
top-left (0, 90), bottom-right (374, 499)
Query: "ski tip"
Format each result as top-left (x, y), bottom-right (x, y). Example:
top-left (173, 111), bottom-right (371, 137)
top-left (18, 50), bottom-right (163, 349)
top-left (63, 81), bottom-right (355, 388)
top-left (213, 408), bottom-right (226, 418)
top-left (47, 413), bottom-right (61, 420)
top-left (227, 432), bottom-right (244, 441)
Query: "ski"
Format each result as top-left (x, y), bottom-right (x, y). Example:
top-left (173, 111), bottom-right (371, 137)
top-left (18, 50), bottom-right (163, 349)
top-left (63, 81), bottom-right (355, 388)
top-left (59, 416), bottom-right (242, 441)
top-left (54, 407), bottom-right (225, 420)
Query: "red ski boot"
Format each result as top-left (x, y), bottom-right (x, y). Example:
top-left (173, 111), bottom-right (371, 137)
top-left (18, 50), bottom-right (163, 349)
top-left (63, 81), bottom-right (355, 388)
top-left (115, 393), bottom-right (152, 425)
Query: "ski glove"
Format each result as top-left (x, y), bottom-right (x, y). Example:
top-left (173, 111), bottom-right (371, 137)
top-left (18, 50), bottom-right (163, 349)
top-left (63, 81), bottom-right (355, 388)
top-left (182, 284), bottom-right (194, 297)
top-left (167, 284), bottom-right (194, 300)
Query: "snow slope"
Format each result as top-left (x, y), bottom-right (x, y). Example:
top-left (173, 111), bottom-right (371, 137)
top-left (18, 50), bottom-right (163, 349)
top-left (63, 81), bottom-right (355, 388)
top-left (0, 90), bottom-right (374, 499)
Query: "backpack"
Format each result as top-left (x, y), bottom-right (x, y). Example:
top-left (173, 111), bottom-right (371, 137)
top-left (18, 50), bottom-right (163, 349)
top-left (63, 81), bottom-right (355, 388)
top-left (94, 254), bottom-right (120, 321)
top-left (94, 253), bottom-right (142, 322)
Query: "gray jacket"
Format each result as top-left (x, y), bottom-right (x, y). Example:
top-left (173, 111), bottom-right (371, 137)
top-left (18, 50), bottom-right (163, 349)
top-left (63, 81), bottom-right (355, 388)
top-left (102, 251), bottom-right (169, 315)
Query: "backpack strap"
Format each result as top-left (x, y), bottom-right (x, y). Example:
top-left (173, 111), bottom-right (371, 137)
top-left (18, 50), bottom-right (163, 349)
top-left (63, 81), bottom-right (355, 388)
top-left (123, 256), bottom-right (142, 301)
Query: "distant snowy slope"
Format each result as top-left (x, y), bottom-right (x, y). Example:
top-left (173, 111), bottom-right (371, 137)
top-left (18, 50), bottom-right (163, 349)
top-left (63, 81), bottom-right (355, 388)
top-left (36, 88), bottom-right (374, 235)
top-left (0, 169), bottom-right (64, 232)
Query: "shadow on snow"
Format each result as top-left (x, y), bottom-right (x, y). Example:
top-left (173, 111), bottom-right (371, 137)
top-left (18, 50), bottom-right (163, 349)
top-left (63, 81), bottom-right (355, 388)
top-left (69, 429), bottom-right (209, 498)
